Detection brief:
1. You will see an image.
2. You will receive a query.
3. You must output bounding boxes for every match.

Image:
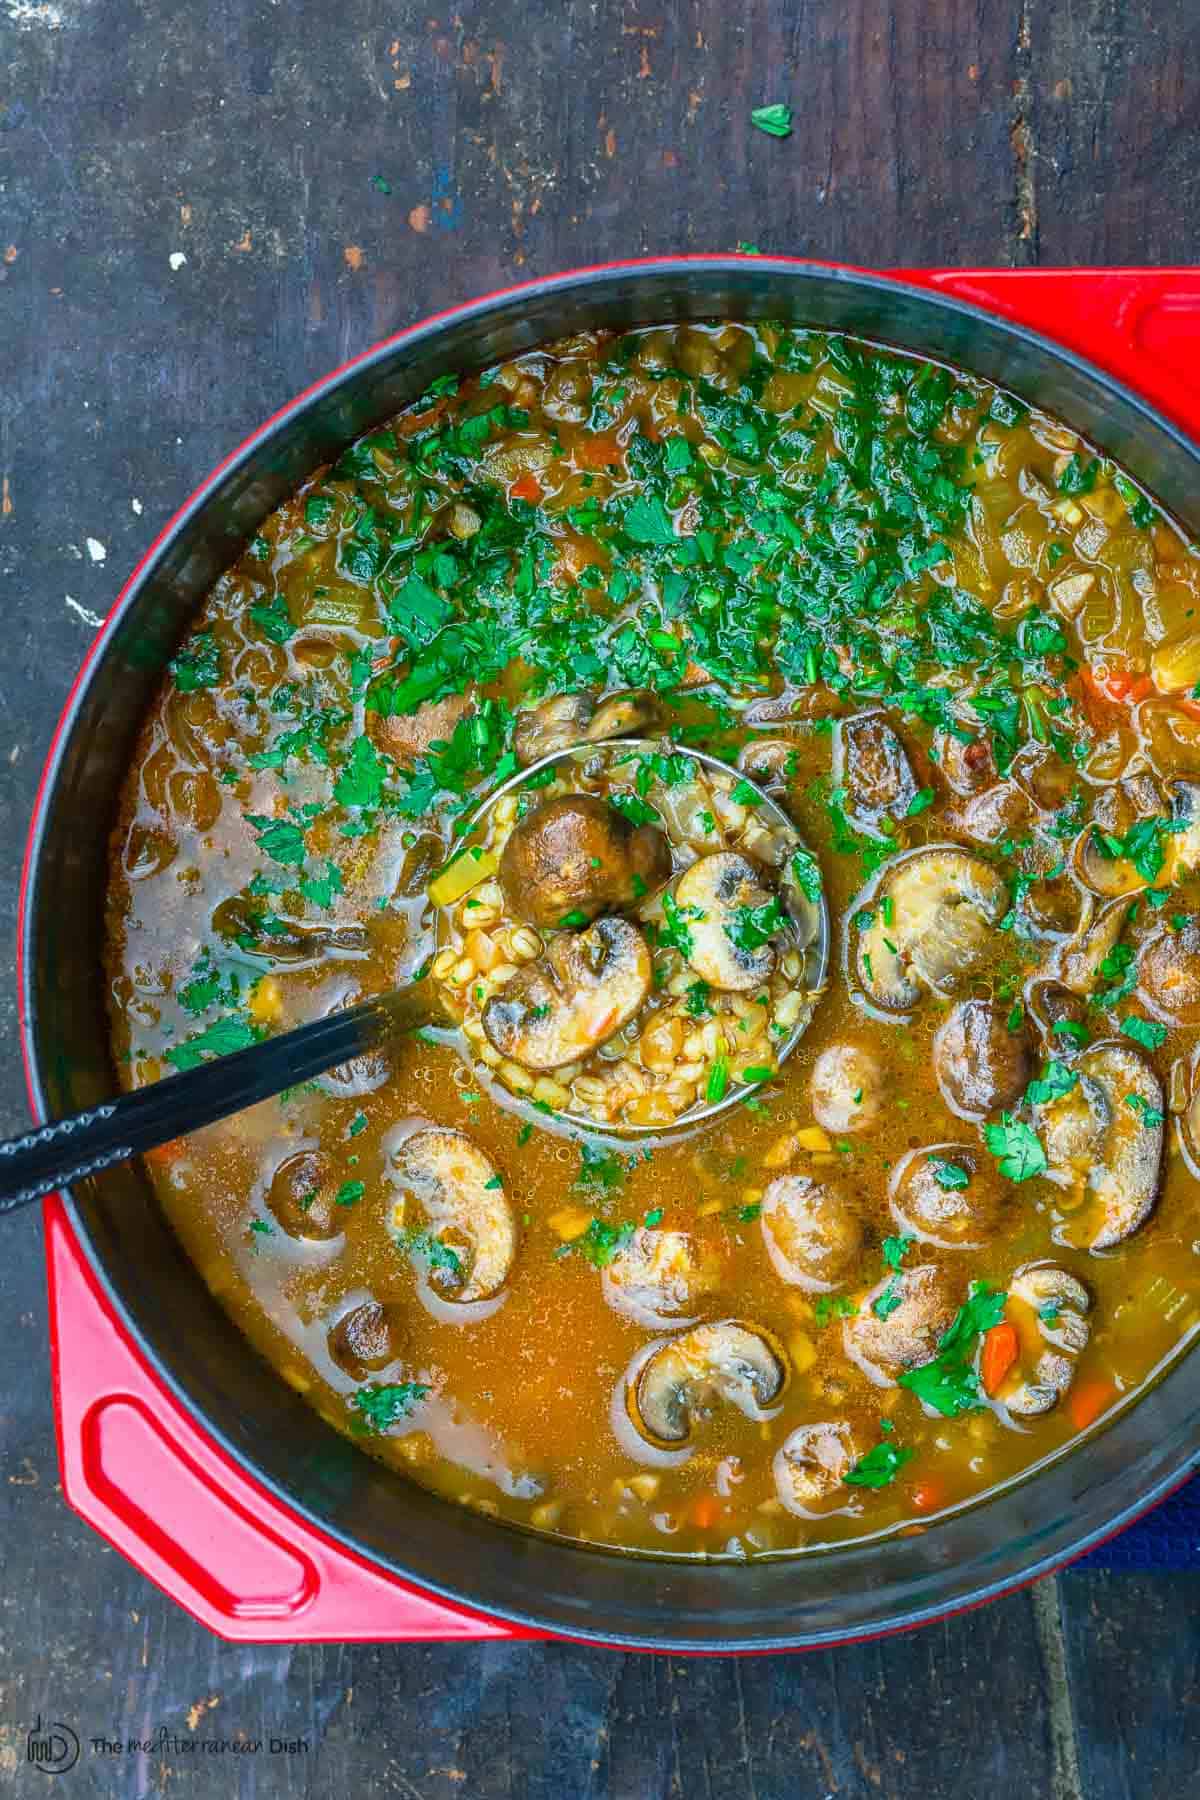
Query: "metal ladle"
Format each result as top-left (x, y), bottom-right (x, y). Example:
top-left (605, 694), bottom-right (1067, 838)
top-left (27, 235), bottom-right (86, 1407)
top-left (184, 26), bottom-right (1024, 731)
top-left (0, 739), bottom-right (828, 1213)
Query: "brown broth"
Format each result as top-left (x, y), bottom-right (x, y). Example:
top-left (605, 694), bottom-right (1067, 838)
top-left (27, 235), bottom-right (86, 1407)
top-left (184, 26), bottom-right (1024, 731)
top-left (104, 321), bottom-right (1200, 1558)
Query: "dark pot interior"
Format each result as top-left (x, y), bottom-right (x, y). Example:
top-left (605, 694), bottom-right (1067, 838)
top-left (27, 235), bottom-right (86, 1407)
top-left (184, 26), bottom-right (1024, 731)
top-left (22, 259), bottom-right (1200, 1649)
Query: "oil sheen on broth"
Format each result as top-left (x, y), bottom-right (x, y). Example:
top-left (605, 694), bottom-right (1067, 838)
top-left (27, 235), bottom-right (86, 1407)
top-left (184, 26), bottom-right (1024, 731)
top-left (104, 321), bottom-right (1200, 1556)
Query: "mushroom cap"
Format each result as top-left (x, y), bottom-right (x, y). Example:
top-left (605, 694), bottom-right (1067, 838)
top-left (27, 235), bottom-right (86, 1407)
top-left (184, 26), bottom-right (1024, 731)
top-left (390, 1127), bottom-right (516, 1301)
top-left (760, 1175), bottom-right (864, 1291)
top-left (499, 793), bottom-right (671, 929)
top-left (888, 1144), bottom-right (1006, 1250)
top-left (1058, 898), bottom-right (1132, 996)
top-left (628, 1320), bottom-right (787, 1447)
top-left (773, 1420), bottom-right (864, 1518)
top-left (1140, 920), bottom-right (1200, 1024)
top-left (809, 1042), bottom-right (884, 1134)
top-left (856, 849), bottom-right (1009, 1013)
top-left (327, 1298), bottom-right (402, 1381)
top-left (602, 1227), bottom-right (715, 1327)
top-left (1035, 1041), bottom-right (1164, 1250)
top-left (844, 1264), bottom-right (959, 1386)
top-left (674, 850), bottom-right (781, 992)
top-left (1000, 1262), bottom-right (1092, 1416)
top-left (933, 999), bottom-right (1035, 1120)
top-left (834, 710), bottom-right (921, 837)
top-left (265, 1148), bottom-right (343, 1241)
top-left (482, 914), bottom-right (653, 1070)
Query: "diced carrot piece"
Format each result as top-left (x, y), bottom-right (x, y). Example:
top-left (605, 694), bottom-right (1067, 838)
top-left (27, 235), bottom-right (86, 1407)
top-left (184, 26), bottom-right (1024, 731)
top-left (1068, 1376), bottom-right (1118, 1432)
top-left (691, 1495), bottom-right (721, 1529)
top-left (509, 471), bottom-right (543, 503)
top-left (145, 1139), bottom-right (185, 1165)
top-left (575, 432), bottom-right (624, 470)
top-left (981, 1320), bottom-right (1020, 1397)
top-left (909, 1479), bottom-right (946, 1515)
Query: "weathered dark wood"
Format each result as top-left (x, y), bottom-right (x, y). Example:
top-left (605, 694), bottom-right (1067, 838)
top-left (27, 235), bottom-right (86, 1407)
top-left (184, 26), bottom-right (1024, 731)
top-left (3, 0), bottom-right (1200, 1793)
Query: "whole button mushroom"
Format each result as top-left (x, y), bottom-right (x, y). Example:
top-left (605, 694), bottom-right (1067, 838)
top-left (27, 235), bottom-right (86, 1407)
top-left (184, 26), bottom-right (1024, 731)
top-left (810, 1042), bottom-right (884, 1133)
top-left (773, 1421), bottom-right (865, 1518)
top-left (933, 999), bottom-right (1035, 1120)
top-left (482, 915), bottom-right (653, 1070)
top-left (844, 1264), bottom-right (959, 1387)
top-left (627, 1320), bottom-right (787, 1448)
top-left (602, 1227), bottom-right (716, 1328)
top-left (499, 793), bottom-right (671, 930)
top-left (327, 1298), bottom-right (402, 1381)
top-left (390, 1128), bottom-right (516, 1302)
top-left (760, 1175), bottom-right (864, 1291)
top-left (889, 1145), bottom-right (1006, 1250)
top-left (1034, 1041), bottom-right (1164, 1249)
top-left (265, 1148), bottom-right (343, 1241)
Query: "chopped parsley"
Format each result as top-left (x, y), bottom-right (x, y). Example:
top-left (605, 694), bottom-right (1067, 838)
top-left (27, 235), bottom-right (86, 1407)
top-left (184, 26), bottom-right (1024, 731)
top-left (898, 1281), bottom-right (1008, 1416)
top-left (349, 1382), bottom-right (430, 1436)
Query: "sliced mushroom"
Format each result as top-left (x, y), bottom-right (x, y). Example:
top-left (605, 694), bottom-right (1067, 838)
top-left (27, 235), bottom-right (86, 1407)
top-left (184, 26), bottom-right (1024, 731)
top-left (512, 689), bottom-right (662, 765)
top-left (327, 1298), bottom-right (402, 1380)
top-left (833, 710), bottom-right (921, 837)
top-left (482, 915), bottom-right (652, 1069)
top-left (856, 849), bottom-right (1009, 1013)
top-left (390, 1128), bottom-right (516, 1301)
top-left (586, 691), bottom-right (663, 742)
top-left (1057, 897), bottom-right (1131, 995)
top-left (844, 1265), bottom-right (959, 1387)
top-left (1165, 779), bottom-right (1200, 880)
top-left (809, 1043), bottom-right (885, 1133)
top-left (1026, 978), bottom-right (1090, 1055)
top-left (264, 1148), bottom-right (343, 1241)
top-left (835, 710), bottom-right (919, 828)
top-left (514, 692), bottom-right (596, 765)
top-left (674, 851), bottom-right (781, 992)
top-left (935, 729), bottom-right (996, 797)
top-left (737, 738), bottom-right (798, 793)
top-left (888, 1145), bottom-right (1006, 1250)
top-left (499, 793), bottom-right (671, 929)
top-left (628, 1320), bottom-right (786, 1447)
top-left (773, 1421), bottom-right (864, 1518)
top-left (602, 1227), bottom-right (716, 1328)
top-left (1034, 1041), bottom-right (1163, 1249)
top-left (761, 1175), bottom-right (864, 1291)
top-left (998, 1263), bottom-right (1091, 1416)
top-left (933, 999), bottom-right (1034, 1119)
top-left (1140, 921), bottom-right (1200, 1025)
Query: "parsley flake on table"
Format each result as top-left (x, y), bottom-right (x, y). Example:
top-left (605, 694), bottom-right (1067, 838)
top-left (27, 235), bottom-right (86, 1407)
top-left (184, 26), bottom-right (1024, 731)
top-left (750, 102), bottom-right (793, 138)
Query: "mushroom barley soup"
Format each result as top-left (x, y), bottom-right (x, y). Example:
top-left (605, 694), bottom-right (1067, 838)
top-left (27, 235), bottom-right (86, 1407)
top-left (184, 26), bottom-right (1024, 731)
top-left (106, 321), bottom-right (1200, 1556)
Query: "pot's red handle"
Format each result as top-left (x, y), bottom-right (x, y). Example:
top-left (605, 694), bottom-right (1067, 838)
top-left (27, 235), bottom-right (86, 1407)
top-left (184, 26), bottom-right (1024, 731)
top-left (43, 1199), bottom-right (525, 1642)
top-left (898, 268), bottom-right (1200, 441)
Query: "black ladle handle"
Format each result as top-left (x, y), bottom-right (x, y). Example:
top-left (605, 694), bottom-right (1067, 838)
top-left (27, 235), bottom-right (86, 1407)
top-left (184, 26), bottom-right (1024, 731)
top-left (0, 985), bottom-right (435, 1215)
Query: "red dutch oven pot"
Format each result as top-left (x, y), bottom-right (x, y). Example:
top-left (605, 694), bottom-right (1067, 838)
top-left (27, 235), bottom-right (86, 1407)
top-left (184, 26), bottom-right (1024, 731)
top-left (20, 259), bottom-right (1200, 1651)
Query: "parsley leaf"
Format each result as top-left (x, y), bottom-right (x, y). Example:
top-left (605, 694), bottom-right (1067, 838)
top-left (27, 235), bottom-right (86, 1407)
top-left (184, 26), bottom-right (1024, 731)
top-left (349, 1382), bottom-right (429, 1435)
top-left (984, 1114), bottom-right (1047, 1183)
top-left (898, 1281), bottom-right (1008, 1417)
top-left (843, 1439), bottom-right (914, 1489)
top-left (1121, 1015), bottom-right (1167, 1051)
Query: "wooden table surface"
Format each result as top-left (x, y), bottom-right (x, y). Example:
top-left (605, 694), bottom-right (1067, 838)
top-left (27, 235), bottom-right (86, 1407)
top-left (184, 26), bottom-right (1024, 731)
top-left (2, 1), bottom-right (1200, 1793)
